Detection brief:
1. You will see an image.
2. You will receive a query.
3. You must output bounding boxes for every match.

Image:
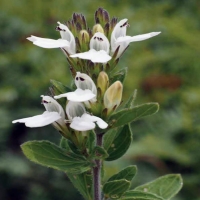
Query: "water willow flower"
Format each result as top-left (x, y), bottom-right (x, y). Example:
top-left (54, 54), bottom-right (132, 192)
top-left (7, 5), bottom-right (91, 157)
top-left (70, 32), bottom-right (111, 63)
top-left (111, 18), bottom-right (161, 58)
top-left (54, 72), bottom-right (97, 103)
top-left (27, 22), bottom-right (76, 55)
top-left (66, 101), bottom-right (108, 131)
top-left (12, 96), bottom-right (65, 129)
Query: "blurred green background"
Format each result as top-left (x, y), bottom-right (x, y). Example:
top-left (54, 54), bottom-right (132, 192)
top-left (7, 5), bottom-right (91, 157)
top-left (0, 0), bottom-right (200, 199)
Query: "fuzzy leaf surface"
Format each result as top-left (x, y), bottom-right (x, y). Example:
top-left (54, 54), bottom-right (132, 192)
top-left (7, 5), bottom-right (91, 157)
top-left (103, 179), bottom-right (131, 199)
top-left (108, 165), bottom-right (137, 182)
top-left (134, 174), bottom-right (183, 200)
top-left (104, 125), bottom-right (132, 161)
top-left (67, 171), bottom-right (92, 200)
top-left (120, 190), bottom-right (164, 200)
top-left (21, 140), bottom-right (91, 174)
top-left (109, 103), bottom-right (159, 128)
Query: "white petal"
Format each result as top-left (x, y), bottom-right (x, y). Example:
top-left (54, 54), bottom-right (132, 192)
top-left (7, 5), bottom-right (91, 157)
top-left (12, 111), bottom-right (61, 128)
top-left (75, 72), bottom-right (97, 96)
top-left (90, 32), bottom-right (110, 53)
top-left (71, 49), bottom-right (111, 63)
top-left (66, 101), bottom-right (86, 120)
top-left (27, 36), bottom-right (69, 48)
top-left (41, 95), bottom-right (65, 120)
top-left (81, 113), bottom-right (108, 129)
top-left (70, 116), bottom-right (95, 131)
top-left (116, 32), bottom-right (161, 43)
top-left (54, 88), bottom-right (96, 102)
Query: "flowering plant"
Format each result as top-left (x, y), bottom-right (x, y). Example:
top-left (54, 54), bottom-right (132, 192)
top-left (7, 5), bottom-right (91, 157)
top-left (13, 8), bottom-right (182, 200)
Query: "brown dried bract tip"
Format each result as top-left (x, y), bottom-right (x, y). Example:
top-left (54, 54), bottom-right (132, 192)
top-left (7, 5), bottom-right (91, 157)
top-left (95, 7), bottom-right (110, 24)
top-left (110, 17), bottom-right (118, 29)
top-left (72, 13), bottom-right (87, 30)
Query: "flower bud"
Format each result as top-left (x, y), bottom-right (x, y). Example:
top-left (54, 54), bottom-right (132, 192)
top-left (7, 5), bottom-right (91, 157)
top-left (104, 81), bottom-right (123, 115)
top-left (97, 71), bottom-right (109, 95)
top-left (93, 24), bottom-right (104, 34)
top-left (79, 30), bottom-right (90, 45)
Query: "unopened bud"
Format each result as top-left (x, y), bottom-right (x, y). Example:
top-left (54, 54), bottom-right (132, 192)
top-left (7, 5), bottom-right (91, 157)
top-left (93, 24), bottom-right (104, 34)
top-left (97, 71), bottom-right (109, 95)
top-left (79, 30), bottom-right (90, 45)
top-left (104, 81), bottom-right (123, 115)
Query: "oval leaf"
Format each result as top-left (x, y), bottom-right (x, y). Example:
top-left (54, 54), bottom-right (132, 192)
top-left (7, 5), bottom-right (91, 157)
top-left (121, 190), bottom-right (164, 200)
top-left (21, 140), bottom-right (91, 174)
top-left (103, 179), bottom-right (131, 199)
top-left (108, 165), bottom-right (137, 182)
top-left (67, 171), bottom-right (92, 200)
top-left (104, 124), bottom-right (132, 161)
top-left (108, 103), bottom-right (159, 129)
top-left (134, 174), bottom-right (183, 200)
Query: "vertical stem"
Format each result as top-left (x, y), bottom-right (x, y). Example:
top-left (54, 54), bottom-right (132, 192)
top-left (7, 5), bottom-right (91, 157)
top-left (93, 133), bottom-right (103, 200)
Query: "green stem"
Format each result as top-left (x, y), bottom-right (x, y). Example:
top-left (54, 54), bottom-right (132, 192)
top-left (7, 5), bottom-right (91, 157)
top-left (93, 133), bottom-right (103, 200)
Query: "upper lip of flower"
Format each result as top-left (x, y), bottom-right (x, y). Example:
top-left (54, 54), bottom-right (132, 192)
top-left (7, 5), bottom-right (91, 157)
top-left (111, 18), bottom-right (161, 58)
top-left (54, 72), bottom-right (97, 103)
top-left (70, 32), bottom-right (112, 63)
top-left (27, 22), bottom-right (76, 55)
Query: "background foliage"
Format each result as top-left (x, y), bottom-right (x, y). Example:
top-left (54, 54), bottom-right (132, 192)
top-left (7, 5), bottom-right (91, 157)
top-left (0, 0), bottom-right (200, 199)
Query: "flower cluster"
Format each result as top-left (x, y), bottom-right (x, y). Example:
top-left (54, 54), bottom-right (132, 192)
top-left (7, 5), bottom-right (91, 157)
top-left (13, 8), bottom-right (160, 137)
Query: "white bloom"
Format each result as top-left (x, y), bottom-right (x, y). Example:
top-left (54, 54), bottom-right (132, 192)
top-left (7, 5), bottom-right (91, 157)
top-left (54, 72), bottom-right (97, 103)
top-left (27, 22), bottom-right (76, 55)
top-left (111, 18), bottom-right (161, 58)
top-left (12, 96), bottom-right (66, 129)
top-left (70, 32), bottom-right (111, 63)
top-left (66, 101), bottom-right (108, 131)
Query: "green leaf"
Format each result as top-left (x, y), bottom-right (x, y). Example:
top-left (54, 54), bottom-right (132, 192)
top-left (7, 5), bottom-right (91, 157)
top-left (103, 179), bottom-right (131, 199)
top-left (50, 79), bottom-right (71, 94)
top-left (67, 171), bottom-right (92, 200)
top-left (110, 68), bottom-right (127, 84)
top-left (108, 103), bottom-right (159, 129)
top-left (120, 191), bottom-right (164, 200)
top-left (108, 165), bottom-right (137, 182)
top-left (91, 146), bottom-right (109, 159)
top-left (134, 174), bottom-right (183, 200)
top-left (50, 80), bottom-right (71, 107)
top-left (60, 137), bottom-right (71, 151)
top-left (86, 131), bottom-right (95, 154)
top-left (104, 125), bottom-right (132, 161)
top-left (123, 89), bottom-right (137, 109)
top-left (21, 140), bottom-right (91, 174)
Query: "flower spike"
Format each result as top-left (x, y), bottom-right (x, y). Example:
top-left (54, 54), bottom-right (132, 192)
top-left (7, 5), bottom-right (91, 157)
top-left (111, 18), bottom-right (161, 58)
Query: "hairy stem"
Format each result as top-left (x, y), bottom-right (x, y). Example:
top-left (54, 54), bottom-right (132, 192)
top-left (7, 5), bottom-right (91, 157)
top-left (93, 133), bottom-right (103, 200)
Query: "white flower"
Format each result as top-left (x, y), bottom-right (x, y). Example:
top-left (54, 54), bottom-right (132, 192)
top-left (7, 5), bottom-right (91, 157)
top-left (27, 22), bottom-right (76, 55)
top-left (70, 32), bottom-right (111, 63)
top-left (54, 72), bottom-right (97, 103)
top-left (12, 96), bottom-right (66, 130)
top-left (66, 101), bottom-right (108, 131)
top-left (111, 18), bottom-right (161, 58)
